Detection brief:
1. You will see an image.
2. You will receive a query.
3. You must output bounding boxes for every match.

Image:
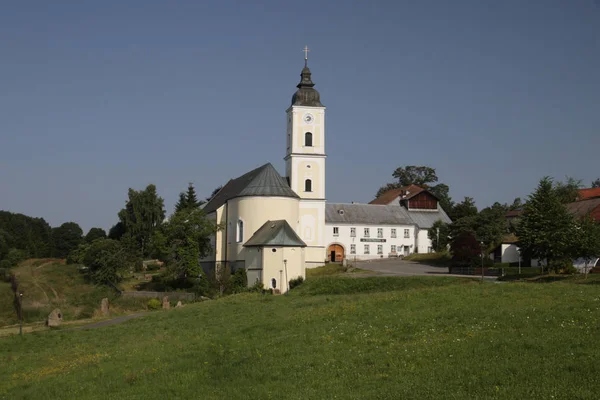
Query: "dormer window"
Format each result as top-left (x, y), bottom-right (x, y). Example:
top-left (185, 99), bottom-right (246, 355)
top-left (305, 132), bottom-right (313, 147)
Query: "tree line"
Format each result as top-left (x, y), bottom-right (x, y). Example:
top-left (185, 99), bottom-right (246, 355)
top-left (377, 166), bottom-right (600, 272)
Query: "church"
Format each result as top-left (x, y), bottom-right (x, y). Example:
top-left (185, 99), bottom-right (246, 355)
top-left (200, 51), bottom-right (451, 292)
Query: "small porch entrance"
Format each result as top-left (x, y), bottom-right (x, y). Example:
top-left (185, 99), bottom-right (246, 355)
top-left (327, 244), bottom-right (345, 262)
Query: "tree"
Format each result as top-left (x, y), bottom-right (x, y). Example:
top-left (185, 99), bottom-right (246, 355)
top-left (450, 231), bottom-right (481, 268)
top-left (0, 211), bottom-right (52, 259)
top-left (428, 220), bottom-right (450, 252)
top-left (392, 166), bottom-right (438, 187)
top-left (108, 222), bottom-right (126, 240)
top-left (475, 203), bottom-right (507, 250)
top-left (554, 176), bottom-right (582, 204)
top-left (574, 215), bottom-right (600, 277)
top-left (174, 192), bottom-right (187, 213)
top-left (85, 227), bottom-right (107, 243)
top-left (117, 184), bottom-right (166, 257)
top-left (161, 208), bottom-right (219, 280)
top-left (51, 222), bottom-right (83, 258)
top-left (175, 183), bottom-right (205, 213)
top-left (592, 178), bottom-right (600, 189)
top-left (83, 239), bottom-right (136, 284)
top-left (516, 177), bottom-right (577, 272)
top-left (508, 197), bottom-right (523, 211)
top-left (450, 197), bottom-right (478, 222)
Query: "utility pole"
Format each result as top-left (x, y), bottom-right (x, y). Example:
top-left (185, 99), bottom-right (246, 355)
top-left (284, 259), bottom-right (289, 294)
top-left (436, 227), bottom-right (440, 252)
top-left (19, 292), bottom-right (23, 336)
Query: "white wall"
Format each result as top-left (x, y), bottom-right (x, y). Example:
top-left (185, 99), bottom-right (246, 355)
top-left (324, 223), bottom-right (417, 261)
top-left (416, 229), bottom-right (433, 254)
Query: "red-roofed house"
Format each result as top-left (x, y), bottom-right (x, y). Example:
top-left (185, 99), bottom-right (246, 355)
top-left (369, 185), bottom-right (439, 210)
top-left (577, 188), bottom-right (600, 201)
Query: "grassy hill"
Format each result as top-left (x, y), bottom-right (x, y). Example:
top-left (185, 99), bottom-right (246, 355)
top-left (2, 275), bottom-right (600, 399)
top-left (0, 259), bottom-right (146, 328)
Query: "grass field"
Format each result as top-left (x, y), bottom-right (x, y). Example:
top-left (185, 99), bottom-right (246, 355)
top-left (0, 260), bottom-right (148, 329)
top-left (2, 275), bottom-right (600, 399)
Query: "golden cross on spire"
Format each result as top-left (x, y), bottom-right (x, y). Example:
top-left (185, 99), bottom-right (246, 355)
top-left (303, 45), bottom-right (310, 65)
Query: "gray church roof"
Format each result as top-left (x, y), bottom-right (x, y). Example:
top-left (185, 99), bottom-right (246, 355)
top-left (291, 63), bottom-right (324, 107)
top-left (244, 220), bottom-right (307, 248)
top-left (203, 163), bottom-right (299, 214)
top-left (406, 209), bottom-right (452, 229)
top-left (326, 203), bottom-right (412, 225)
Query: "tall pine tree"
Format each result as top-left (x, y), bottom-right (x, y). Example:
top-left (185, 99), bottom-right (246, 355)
top-left (516, 177), bottom-right (576, 271)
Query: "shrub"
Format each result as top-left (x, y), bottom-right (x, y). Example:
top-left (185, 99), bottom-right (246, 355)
top-left (231, 268), bottom-right (248, 293)
top-left (289, 276), bottom-right (304, 290)
top-left (147, 298), bottom-right (161, 310)
top-left (248, 279), bottom-right (265, 293)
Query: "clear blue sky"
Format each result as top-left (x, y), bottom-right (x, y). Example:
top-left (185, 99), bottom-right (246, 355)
top-left (1, 0), bottom-right (599, 232)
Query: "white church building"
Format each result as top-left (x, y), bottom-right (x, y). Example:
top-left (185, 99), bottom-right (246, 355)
top-left (200, 54), bottom-right (451, 292)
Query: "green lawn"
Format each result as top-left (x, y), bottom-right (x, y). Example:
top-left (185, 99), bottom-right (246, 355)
top-left (2, 276), bottom-right (600, 399)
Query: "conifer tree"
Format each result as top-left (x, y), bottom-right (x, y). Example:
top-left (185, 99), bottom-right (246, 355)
top-left (174, 192), bottom-right (187, 213)
top-left (516, 177), bottom-right (576, 271)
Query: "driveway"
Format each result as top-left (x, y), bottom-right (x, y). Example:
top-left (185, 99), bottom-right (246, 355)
top-left (353, 258), bottom-right (496, 280)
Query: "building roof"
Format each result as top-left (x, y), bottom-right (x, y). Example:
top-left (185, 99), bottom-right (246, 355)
top-left (291, 62), bottom-right (324, 107)
top-left (566, 197), bottom-right (600, 219)
top-left (578, 188), bottom-right (600, 201)
top-left (203, 163), bottom-right (299, 214)
top-left (405, 209), bottom-right (452, 229)
top-left (369, 185), bottom-right (426, 205)
top-left (244, 220), bottom-right (307, 247)
top-left (505, 209), bottom-right (523, 218)
top-left (326, 203), bottom-right (413, 225)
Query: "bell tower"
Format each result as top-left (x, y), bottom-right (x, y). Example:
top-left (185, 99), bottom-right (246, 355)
top-left (285, 46), bottom-right (326, 267)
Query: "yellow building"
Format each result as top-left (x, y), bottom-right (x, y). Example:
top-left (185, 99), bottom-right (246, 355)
top-left (200, 57), bottom-right (326, 293)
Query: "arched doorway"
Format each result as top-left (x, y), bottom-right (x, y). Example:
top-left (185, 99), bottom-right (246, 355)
top-left (327, 244), bottom-right (345, 263)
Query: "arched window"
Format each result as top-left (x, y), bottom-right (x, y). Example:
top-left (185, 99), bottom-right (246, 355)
top-left (304, 132), bottom-right (313, 147)
top-left (236, 220), bottom-right (244, 243)
top-left (305, 179), bottom-right (312, 192)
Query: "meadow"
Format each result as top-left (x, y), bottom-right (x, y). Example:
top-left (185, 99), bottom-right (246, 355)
top-left (2, 275), bottom-right (600, 399)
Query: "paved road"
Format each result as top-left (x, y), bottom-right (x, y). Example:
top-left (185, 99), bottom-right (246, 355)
top-left (353, 258), bottom-right (497, 281)
top-left (67, 312), bottom-right (151, 331)
top-left (354, 258), bottom-right (450, 276)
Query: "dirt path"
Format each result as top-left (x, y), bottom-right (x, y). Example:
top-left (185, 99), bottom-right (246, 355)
top-left (67, 312), bottom-right (151, 331)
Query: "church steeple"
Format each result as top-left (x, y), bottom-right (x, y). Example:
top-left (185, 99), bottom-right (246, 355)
top-left (291, 46), bottom-right (324, 107)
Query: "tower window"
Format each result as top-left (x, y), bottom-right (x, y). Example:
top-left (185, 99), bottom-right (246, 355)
top-left (305, 132), bottom-right (313, 147)
top-left (236, 220), bottom-right (244, 243)
top-left (304, 179), bottom-right (312, 192)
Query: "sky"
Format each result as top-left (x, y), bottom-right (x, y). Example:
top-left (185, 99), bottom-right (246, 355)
top-left (1, 0), bottom-right (599, 232)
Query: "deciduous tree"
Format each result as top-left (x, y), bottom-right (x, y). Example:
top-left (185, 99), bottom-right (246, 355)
top-left (592, 178), bottom-right (600, 189)
top-left (428, 220), bottom-right (450, 252)
top-left (161, 208), bottom-right (219, 280)
top-left (85, 227), bottom-right (107, 243)
top-left (554, 176), bottom-right (582, 204)
top-left (392, 166), bottom-right (438, 187)
top-left (574, 215), bottom-right (600, 277)
top-left (51, 222), bottom-right (83, 258)
top-left (118, 184), bottom-right (166, 257)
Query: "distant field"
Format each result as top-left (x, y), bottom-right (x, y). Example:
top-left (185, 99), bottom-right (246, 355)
top-left (2, 276), bottom-right (600, 399)
top-left (0, 260), bottom-right (147, 328)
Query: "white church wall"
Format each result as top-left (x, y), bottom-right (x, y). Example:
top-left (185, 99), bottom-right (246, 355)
top-left (226, 196), bottom-right (300, 262)
top-left (325, 223), bottom-right (417, 261)
top-left (261, 246), bottom-right (305, 294)
top-left (300, 200), bottom-right (326, 267)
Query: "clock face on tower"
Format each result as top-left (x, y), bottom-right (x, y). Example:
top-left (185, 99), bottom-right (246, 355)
top-left (303, 113), bottom-right (314, 124)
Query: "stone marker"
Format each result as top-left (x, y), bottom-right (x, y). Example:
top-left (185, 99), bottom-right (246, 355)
top-left (162, 296), bottom-right (170, 309)
top-left (47, 309), bottom-right (63, 327)
top-left (176, 301), bottom-right (183, 308)
top-left (100, 298), bottom-right (110, 316)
